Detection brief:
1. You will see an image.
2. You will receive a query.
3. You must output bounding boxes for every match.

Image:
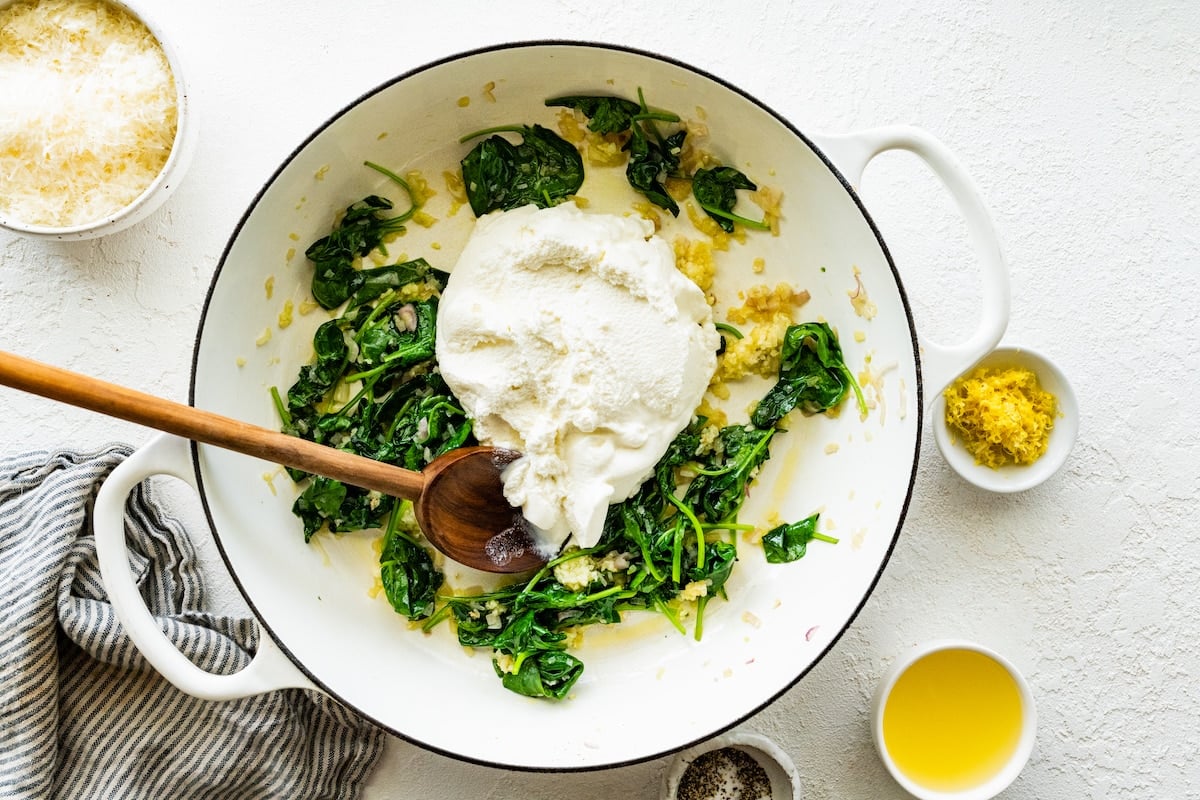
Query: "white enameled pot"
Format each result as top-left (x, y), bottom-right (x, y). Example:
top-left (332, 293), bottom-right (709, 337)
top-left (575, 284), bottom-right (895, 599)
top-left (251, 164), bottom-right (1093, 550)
top-left (93, 42), bottom-right (1008, 771)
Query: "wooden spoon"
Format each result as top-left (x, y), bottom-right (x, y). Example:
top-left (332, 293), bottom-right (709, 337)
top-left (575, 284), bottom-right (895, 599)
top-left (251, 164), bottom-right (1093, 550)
top-left (0, 350), bottom-right (546, 573)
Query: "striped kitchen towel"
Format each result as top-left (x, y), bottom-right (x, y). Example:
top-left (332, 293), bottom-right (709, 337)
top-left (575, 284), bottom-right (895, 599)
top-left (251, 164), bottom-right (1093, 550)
top-left (0, 446), bottom-right (386, 799)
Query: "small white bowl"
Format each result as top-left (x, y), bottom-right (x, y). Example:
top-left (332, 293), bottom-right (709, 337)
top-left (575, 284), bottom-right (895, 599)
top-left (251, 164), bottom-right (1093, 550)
top-left (871, 640), bottom-right (1037, 800)
top-left (0, 0), bottom-right (194, 241)
top-left (932, 346), bottom-right (1078, 493)
top-left (661, 731), bottom-right (801, 800)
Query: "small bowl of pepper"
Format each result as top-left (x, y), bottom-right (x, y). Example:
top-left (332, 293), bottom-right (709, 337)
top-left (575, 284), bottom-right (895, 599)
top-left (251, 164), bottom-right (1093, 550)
top-left (933, 346), bottom-right (1078, 493)
top-left (661, 731), bottom-right (801, 800)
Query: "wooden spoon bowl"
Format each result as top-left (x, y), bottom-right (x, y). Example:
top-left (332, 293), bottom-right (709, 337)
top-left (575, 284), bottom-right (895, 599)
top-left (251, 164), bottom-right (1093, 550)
top-left (417, 446), bottom-right (543, 571)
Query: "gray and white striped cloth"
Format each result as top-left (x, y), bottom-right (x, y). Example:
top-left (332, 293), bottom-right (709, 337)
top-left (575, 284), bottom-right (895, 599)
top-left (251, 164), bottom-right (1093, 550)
top-left (0, 446), bottom-right (385, 799)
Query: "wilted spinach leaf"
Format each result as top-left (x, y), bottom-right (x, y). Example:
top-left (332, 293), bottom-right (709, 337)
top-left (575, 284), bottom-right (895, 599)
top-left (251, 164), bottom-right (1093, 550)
top-left (627, 124), bottom-right (685, 216)
top-left (653, 416), bottom-right (704, 496)
top-left (687, 539), bottom-right (738, 640)
top-left (344, 258), bottom-right (437, 313)
top-left (497, 650), bottom-right (584, 700)
top-left (306, 196), bottom-right (411, 309)
top-left (292, 476), bottom-right (347, 541)
top-left (545, 94), bottom-right (643, 135)
top-left (690, 540), bottom-right (737, 594)
top-left (459, 124), bottom-right (584, 215)
top-left (291, 477), bottom-right (390, 542)
top-left (751, 322), bottom-right (868, 429)
top-left (684, 425), bottom-right (776, 522)
top-left (352, 297), bottom-right (438, 381)
top-left (285, 320), bottom-right (348, 419)
top-left (762, 513), bottom-right (837, 563)
top-left (546, 88), bottom-right (686, 216)
top-left (379, 516), bottom-right (442, 620)
top-left (491, 608), bottom-right (568, 655)
top-left (692, 166), bottom-right (770, 233)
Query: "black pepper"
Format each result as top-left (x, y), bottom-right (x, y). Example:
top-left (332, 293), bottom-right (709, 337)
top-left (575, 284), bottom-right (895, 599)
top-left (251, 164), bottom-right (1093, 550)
top-left (676, 746), bottom-right (773, 800)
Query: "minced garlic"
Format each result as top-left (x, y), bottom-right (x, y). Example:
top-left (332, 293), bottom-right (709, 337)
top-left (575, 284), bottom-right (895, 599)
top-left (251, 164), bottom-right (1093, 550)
top-left (277, 299), bottom-right (294, 329)
top-left (586, 137), bottom-right (626, 168)
top-left (442, 170), bottom-right (467, 216)
top-left (673, 235), bottom-right (716, 297)
top-left (553, 550), bottom-right (602, 591)
top-left (665, 176), bottom-right (691, 203)
top-left (714, 282), bottom-right (811, 383)
top-left (685, 201), bottom-right (739, 249)
top-left (554, 109), bottom-right (587, 144)
top-left (679, 122), bottom-right (718, 175)
top-left (554, 108), bottom-right (629, 167)
top-left (749, 184), bottom-right (783, 236)
top-left (944, 365), bottom-right (1056, 468)
top-left (405, 170), bottom-right (437, 206)
top-left (847, 266), bottom-right (877, 320)
top-left (633, 201), bottom-right (663, 231)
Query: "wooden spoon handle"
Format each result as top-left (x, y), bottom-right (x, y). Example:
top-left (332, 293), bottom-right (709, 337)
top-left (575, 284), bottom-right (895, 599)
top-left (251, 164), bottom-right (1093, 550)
top-left (0, 350), bottom-right (425, 501)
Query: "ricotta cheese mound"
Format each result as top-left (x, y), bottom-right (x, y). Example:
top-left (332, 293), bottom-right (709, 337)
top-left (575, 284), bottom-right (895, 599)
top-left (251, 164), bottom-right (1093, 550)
top-left (437, 203), bottom-right (719, 555)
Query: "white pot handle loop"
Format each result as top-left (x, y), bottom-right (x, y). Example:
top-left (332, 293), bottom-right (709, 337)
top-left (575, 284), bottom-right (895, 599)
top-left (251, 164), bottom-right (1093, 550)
top-left (94, 433), bottom-right (317, 700)
top-left (812, 126), bottom-right (1010, 409)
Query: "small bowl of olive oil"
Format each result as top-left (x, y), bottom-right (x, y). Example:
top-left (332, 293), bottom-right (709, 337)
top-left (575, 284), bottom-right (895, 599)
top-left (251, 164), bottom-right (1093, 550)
top-left (871, 640), bottom-right (1036, 800)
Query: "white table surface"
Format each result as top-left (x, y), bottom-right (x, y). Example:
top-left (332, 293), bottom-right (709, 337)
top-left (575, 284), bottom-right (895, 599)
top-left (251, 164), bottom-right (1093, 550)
top-left (2, 2), bottom-right (1197, 797)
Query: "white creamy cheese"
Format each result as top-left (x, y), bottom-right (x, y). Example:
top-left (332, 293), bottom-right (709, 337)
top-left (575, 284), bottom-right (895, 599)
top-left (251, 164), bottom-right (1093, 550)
top-left (436, 203), bottom-right (719, 555)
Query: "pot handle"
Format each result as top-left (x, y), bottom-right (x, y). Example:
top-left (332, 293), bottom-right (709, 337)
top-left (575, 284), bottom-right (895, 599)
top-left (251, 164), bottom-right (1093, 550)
top-left (94, 432), bottom-right (318, 700)
top-left (811, 126), bottom-right (1009, 406)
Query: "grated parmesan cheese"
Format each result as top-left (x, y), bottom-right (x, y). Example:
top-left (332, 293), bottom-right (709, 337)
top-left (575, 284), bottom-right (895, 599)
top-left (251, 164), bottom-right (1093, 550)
top-left (0, 0), bottom-right (178, 227)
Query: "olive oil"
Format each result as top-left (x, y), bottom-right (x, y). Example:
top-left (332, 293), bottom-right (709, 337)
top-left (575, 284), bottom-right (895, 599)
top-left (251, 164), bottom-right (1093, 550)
top-left (882, 648), bottom-right (1024, 792)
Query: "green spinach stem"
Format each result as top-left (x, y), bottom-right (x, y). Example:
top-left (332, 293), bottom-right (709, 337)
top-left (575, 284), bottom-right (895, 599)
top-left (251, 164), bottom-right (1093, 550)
top-left (697, 203), bottom-right (771, 231)
top-left (269, 385), bottom-right (292, 427)
top-left (363, 160), bottom-right (420, 223)
top-left (458, 124), bottom-right (524, 143)
top-left (714, 322), bottom-right (744, 340)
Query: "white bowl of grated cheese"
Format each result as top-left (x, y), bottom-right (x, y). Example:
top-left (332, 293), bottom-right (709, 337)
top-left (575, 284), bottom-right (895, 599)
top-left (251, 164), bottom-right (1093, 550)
top-left (0, 0), bottom-right (193, 240)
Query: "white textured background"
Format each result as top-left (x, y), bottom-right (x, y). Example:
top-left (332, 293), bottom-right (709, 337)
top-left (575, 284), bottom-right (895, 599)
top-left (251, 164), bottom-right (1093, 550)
top-left (1, 1), bottom-right (1197, 797)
